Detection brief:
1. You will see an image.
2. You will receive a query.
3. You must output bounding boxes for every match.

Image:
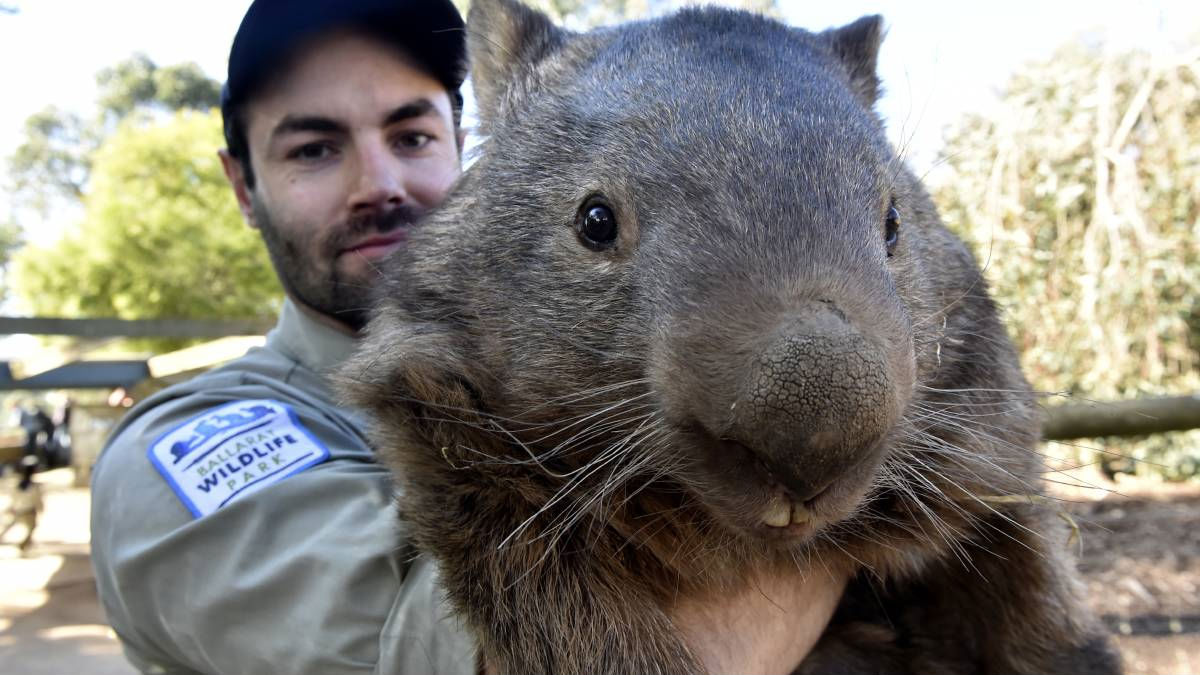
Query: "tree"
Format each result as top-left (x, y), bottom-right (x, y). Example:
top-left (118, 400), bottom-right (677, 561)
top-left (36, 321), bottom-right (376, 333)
top-left (7, 54), bottom-right (221, 219)
top-left (4, 54), bottom-right (228, 312)
top-left (152, 63), bottom-right (223, 112)
top-left (7, 107), bottom-right (95, 214)
top-left (0, 216), bottom-right (21, 298)
top-left (96, 53), bottom-right (221, 123)
top-left (96, 53), bottom-right (160, 121)
top-left (933, 40), bottom-right (1200, 476)
top-left (11, 111), bottom-right (281, 348)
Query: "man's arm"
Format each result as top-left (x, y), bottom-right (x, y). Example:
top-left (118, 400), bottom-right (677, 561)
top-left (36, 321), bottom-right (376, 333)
top-left (90, 383), bottom-right (476, 675)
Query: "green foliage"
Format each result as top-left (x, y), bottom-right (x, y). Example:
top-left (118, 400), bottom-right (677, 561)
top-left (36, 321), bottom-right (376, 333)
top-left (11, 111), bottom-right (281, 349)
top-left (96, 53), bottom-right (159, 121)
top-left (152, 63), bottom-right (223, 112)
top-left (7, 106), bottom-right (95, 213)
top-left (97, 53), bottom-right (221, 122)
top-left (4, 53), bottom-right (237, 321)
top-left (933, 41), bottom-right (1200, 478)
top-left (0, 217), bottom-right (21, 297)
top-left (7, 54), bottom-right (222, 221)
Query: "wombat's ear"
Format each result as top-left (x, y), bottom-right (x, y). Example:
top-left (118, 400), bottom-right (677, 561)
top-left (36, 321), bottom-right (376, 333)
top-left (467, 0), bottom-right (565, 129)
top-left (823, 15), bottom-right (884, 108)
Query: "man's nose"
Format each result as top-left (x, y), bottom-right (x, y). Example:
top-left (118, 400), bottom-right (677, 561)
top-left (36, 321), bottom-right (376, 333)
top-left (348, 140), bottom-right (407, 213)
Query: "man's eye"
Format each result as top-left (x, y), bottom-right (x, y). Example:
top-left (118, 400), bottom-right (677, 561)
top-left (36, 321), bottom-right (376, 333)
top-left (396, 132), bottom-right (433, 150)
top-left (289, 143), bottom-right (335, 162)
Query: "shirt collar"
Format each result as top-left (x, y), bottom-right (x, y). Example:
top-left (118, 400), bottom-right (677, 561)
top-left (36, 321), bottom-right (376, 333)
top-left (266, 298), bottom-right (359, 375)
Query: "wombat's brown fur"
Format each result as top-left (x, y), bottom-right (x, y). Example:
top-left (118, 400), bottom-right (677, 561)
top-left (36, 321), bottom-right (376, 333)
top-left (340, 0), bottom-right (1122, 672)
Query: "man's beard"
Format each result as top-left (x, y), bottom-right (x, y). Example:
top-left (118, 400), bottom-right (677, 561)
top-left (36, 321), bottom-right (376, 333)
top-left (252, 198), bottom-right (423, 332)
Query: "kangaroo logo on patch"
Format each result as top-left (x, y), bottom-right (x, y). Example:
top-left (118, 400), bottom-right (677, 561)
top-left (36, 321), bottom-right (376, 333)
top-left (148, 399), bottom-right (330, 518)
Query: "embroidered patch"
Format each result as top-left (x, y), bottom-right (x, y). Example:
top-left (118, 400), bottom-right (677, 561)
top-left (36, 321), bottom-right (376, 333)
top-left (148, 399), bottom-right (330, 518)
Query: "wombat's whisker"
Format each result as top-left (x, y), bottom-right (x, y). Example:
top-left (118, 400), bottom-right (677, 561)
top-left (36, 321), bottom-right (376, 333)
top-left (903, 427), bottom-right (1032, 474)
top-left (583, 436), bottom-right (680, 530)
top-left (506, 420), bottom-right (665, 548)
top-left (901, 446), bottom-right (1025, 497)
top-left (518, 413), bottom-right (656, 467)
top-left (494, 405), bottom-right (655, 462)
top-left (504, 379), bottom-right (652, 424)
top-left (539, 378), bottom-right (653, 408)
top-left (897, 430), bottom-right (1032, 492)
top-left (499, 454), bottom-right (620, 551)
top-left (1044, 437), bottom-right (1166, 471)
top-left (893, 451), bottom-right (1046, 555)
top-left (872, 462), bottom-right (974, 549)
top-left (853, 506), bottom-right (928, 547)
top-left (389, 388), bottom-right (657, 454)
top-left (543, 426), bottom-right (672, 539)
top-left (549, 452), bottom-right (666, 554)
top-left (917, 384), bottom-right (1073, 400)
top-left (888, 457), bottom-right (965, 514)
top-left (899, 415), bottom-right (1028, 462)
top-left (903, 410), bottom-right (1042, 461)
top-left (884, 469), bottom-right (966, 544)
top-left (531, 396), bottom-right (657, 452)
top-left (376, 391), bottom-right (553, 431)
top-left (909, 400), bottom-right (1030, 419)
top-left (523, 439), bottom-right (678, 579)
top-left (603, 445), bottom-right (683, 520)
top-left (540, 413), bottom-right (662, 483)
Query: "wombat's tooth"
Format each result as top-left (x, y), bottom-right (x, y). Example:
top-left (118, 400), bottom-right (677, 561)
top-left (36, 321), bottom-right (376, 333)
top-left (762, 497), bottom-right (792, 528)
top-left (791, 502), bottom-right (812, 525)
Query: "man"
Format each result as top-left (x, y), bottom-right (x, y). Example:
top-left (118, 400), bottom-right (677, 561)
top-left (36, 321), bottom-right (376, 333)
top-left (91, 1), bottom-right (843, 673)
top-left (1, 455), bottom-right (43, 554)
top-left (18, 402), bottom-right (53, 466)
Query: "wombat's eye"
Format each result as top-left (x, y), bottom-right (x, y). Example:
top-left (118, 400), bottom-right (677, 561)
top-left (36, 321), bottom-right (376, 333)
top-left (577, 200), bottom-right (619, 250)
top-left (885, 205), bottom-right (901, 257)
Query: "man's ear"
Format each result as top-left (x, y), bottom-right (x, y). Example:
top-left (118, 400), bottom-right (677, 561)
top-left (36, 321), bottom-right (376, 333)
top-left (468, 0), bottom-right (565, 133)
top-left (218, 149), bottom-right (258, 229)
top-left (822, 15), bottom-right (885, 109)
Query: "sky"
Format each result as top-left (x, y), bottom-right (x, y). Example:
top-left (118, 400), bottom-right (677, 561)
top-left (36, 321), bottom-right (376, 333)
top-left (2, 1), bottom-right (1197, 165)
top-left (0, 0), bottom-right (1196, 271)
top-left (1, 1), bottom-right (1197, 186)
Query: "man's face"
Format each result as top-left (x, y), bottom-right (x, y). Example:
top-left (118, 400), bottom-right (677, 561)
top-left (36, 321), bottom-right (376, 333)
top-left (222, 31), bottom-right (461, 331)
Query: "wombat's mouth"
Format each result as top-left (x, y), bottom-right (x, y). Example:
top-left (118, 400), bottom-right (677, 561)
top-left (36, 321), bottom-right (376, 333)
top-left (677, 425), bottom-right (879, 545)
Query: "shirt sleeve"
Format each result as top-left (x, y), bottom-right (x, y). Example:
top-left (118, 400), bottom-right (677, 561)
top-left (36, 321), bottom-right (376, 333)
top-left (89, 382), bottom-right (477, 675)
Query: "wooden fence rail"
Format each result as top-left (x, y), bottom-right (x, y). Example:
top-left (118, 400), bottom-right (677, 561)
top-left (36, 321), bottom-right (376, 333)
top-left (1042, 395), bottom-right (1200, 441)
top-left (0, 316), bottom-right (273, 338)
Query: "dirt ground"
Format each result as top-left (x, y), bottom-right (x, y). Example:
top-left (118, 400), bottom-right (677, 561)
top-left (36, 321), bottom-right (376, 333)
top-left (1, 468), bottom-right (1198, 674)
top-left (0, 468), bottom-right (134, 674)
top-left (1058, 476), bottom-right (1200, 675)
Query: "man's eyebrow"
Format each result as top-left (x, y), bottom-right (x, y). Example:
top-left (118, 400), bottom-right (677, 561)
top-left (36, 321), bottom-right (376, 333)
top-left (271, 115), bottom-right (348, 140)
top-left (383, 99), bottom-right (438, 126)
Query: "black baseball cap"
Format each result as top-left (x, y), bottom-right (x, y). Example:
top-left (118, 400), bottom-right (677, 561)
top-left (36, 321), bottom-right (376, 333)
top-left (221, 0), bottom-right (466, 144)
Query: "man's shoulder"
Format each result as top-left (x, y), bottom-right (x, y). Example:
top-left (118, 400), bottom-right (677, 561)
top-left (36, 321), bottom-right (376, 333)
top-left (93, 345), bottom-right (372, 520)
top-left (111, 344), bottom-right (349, 448)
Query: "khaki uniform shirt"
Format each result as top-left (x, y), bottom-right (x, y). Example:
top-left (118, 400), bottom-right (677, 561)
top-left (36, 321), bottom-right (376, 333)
top-left (90, 300), bottom-right (476, 675)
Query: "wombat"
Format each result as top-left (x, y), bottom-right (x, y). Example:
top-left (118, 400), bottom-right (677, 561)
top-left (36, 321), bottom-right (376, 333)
top-left (340, 0), bottom-right (1122, 672)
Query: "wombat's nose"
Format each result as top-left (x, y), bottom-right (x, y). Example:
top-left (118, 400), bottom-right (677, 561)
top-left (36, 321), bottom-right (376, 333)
top-left (727, 307), bottom-right (897, 499)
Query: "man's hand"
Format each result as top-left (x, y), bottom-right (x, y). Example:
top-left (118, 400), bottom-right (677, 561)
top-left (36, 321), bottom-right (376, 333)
top-left (670, 565), bottom-right (849, 674)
